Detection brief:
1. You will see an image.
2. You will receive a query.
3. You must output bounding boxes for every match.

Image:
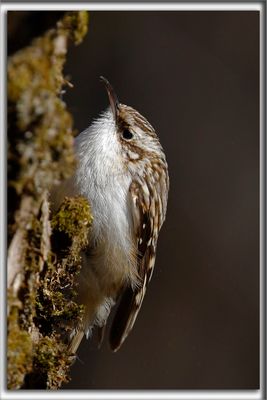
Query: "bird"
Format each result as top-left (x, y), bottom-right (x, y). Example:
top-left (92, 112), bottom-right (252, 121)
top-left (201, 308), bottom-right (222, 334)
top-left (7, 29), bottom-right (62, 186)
top-left (51, 77), bottom-right (169, 353)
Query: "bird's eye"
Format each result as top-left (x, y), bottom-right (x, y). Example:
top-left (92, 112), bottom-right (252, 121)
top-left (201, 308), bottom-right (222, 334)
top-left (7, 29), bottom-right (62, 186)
top-left (122, 129), bottom-right (133, 140)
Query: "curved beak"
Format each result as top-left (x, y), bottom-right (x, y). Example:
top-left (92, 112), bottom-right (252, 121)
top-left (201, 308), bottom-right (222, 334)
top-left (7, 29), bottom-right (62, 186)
top-left (100, 76), bottom-right (119, 123)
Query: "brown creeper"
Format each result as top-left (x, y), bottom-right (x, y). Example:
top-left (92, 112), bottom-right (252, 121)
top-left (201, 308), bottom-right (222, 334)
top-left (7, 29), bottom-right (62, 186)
top-left (52, 77), bottom-right (169, 353)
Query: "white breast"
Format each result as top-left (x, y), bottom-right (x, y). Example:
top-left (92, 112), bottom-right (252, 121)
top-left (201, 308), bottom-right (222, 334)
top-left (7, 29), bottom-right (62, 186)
top-left (74, 110), bottom-right (138, 290)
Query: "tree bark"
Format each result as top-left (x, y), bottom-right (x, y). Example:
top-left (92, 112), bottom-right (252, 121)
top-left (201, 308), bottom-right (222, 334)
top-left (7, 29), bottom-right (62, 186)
top-left (7, 11), bottom-right (91, 390)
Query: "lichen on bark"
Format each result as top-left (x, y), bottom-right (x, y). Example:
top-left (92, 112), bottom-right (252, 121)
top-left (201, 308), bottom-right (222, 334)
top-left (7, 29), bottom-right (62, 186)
top-left (7, 11), bottom-right (91, 390)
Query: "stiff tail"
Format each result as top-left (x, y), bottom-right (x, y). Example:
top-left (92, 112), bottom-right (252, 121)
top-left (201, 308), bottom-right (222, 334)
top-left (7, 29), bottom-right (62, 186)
top-left (68, 330), bottom-right (85, 354)
top-left (109, 283), bottom-right (146, 352)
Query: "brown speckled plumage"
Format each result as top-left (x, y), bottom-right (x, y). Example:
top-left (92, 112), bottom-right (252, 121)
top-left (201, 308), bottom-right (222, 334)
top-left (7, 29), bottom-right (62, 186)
top-left (54, 78), bottom-right (169, 353)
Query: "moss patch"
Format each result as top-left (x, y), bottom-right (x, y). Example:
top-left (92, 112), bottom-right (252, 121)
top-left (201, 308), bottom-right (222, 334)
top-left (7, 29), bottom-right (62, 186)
top-left (7, 12), bottom-right (91, 389)
top-left (7, 13), bottom-right (90, 204)
top-left (7, 301), bottom-right (33, 389)
top-left (36, 197), bottom-right (92, 338)
top-left (52, 196), bottom-right (93, 246)
top-left (23, 335), bottom-right (75, 389)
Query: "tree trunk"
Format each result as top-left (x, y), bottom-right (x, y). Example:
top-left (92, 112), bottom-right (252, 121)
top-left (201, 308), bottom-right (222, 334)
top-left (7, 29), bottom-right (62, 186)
top-left (7, 11), bottom-right (91, 390)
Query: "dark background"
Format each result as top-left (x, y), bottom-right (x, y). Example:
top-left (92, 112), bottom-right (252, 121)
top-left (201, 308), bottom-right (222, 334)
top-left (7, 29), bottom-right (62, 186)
top-left (9, 11), bottom-right (260, 390)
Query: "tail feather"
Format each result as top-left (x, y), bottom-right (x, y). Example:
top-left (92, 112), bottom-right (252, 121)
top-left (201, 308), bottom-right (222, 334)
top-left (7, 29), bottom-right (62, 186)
top-left (68, 330), bottom-right (85, 354)
top-left (109, 283), bottom-right (146, 352)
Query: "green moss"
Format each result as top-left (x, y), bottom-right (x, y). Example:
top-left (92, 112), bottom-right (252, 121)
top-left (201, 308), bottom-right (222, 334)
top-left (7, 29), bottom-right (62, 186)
top-left (52, 196), bottom-right (93, 245)
top-left (19, 215), bottom-right (43, 330)
top-left (35, 257), bottom-right (85, 337)
top-left (7, 11), bottom-right (90, 389)
top-left (7, 302), bottom-right (33, 389)
top-left (24, 335), bottom-right (74, 389)
top-left (36, 196), bottom-right (92, 337)
top-left (7, 12), bottom-right (90, 201)
top-left (8, 11), bottom-right (89, 103)
top-left (34, 336), bottom-right (73, 389)
top-left (58, 11), bottom-right (89, 45)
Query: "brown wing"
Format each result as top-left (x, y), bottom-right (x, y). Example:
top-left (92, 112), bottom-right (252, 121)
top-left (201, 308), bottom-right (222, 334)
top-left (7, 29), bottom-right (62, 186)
top-left (109, 167), bottom-right (168, 352)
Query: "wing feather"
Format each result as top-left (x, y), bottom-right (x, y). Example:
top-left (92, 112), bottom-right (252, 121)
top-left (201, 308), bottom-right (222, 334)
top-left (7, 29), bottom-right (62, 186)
top-left (109, 167), bottom-right (168, 351)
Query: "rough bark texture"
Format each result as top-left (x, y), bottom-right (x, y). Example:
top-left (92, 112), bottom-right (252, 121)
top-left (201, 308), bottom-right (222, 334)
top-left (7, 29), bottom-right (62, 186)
top-left (7, 11), bottom-right (92, 389)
